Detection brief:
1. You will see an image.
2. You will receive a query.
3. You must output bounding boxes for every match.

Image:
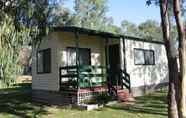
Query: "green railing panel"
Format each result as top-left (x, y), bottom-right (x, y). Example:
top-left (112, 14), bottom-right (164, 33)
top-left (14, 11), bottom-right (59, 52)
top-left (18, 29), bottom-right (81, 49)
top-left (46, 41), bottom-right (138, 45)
top-left (60, 65), bottom-right (107, 89)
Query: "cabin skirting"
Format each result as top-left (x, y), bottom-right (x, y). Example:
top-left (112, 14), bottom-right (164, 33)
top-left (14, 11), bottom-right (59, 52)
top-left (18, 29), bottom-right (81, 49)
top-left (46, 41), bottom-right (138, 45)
top-left (32, 86), bottom-right (108, 105)
top-left (78, 86), bottom-right (108, 104)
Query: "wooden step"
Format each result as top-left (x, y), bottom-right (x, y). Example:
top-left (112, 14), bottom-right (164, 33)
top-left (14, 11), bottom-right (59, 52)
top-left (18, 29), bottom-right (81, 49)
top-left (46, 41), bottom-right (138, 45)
top-left (117, 89), bottom-right (135, 102)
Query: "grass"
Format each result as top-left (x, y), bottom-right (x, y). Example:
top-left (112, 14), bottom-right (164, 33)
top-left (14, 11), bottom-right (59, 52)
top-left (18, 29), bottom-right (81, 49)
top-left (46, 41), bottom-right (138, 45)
top-left (0, 84), bottom-right (168, 118)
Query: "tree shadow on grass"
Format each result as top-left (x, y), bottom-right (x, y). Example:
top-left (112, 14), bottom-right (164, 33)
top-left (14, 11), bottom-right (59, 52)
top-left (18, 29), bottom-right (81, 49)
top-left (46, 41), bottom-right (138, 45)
top-left (105, 91), bottom-right (168, 116)
top-left (0, 84), bottom-right (50, 118)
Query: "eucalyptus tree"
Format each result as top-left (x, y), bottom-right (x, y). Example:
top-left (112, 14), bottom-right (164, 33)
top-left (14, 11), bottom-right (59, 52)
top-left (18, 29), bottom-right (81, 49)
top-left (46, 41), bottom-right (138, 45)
top-left (120, 20), bottom-right (140, 37)
top-left (48, 4), bottom-right (73, 26)
top-left (100, 17), bottom-right (121, 33)
top-left (73, 0), bottom-right (108, 30)
top-left (138, 20), bottom-right (163, 41)
top-left (173, 0), bottom-right (186, 117)
top-left (0, 0), bottom-right (62, 87)
top-left (146, 0), bottom-right (186, 118)
top-left (0, 0), bottom-right (29, 86)
top-left (120, 20), bottom-right (163, 41)
top-left (0, 15), bottom-right (27, 87)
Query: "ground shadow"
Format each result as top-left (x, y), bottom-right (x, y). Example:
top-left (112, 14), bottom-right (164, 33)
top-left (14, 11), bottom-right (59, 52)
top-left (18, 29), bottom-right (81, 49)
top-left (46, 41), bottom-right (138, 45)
top-left (105, 90), bottom-right (168, 116)
top-left (0, 84), bottom-right (50, 118)
top-left (0, 84), bottom-right (168, 117)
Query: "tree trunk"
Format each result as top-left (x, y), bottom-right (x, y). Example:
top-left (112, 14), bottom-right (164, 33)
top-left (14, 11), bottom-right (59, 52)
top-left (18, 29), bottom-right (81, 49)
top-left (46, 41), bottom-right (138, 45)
top-left (168, 58), bottom-right (179, 118)
top-left (159, 0), bottom-right (179, 118)
top-left (173, 0), bottom-right (186, 118)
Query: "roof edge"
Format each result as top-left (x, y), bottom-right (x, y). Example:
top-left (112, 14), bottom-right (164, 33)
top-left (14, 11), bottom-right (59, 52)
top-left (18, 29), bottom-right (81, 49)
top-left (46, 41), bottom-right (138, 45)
top-left (123, 36), bottom-right (164, 45)
top-left (52, 26), bottom-right (164, 45)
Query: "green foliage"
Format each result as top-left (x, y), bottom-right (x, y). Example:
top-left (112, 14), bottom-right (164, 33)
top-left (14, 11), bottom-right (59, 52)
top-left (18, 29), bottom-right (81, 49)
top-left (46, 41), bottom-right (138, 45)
top-left (71, 0), bottom-right (122, 34)
top-left (138, 20), bottom-right (162, 40)
top-left (146, 0), bottom-right (186, 16)
top-left (121, 20), bottom-right (140, 37)
top-left (48, 4), bottom-right (74, 26)
top-left (0, 14), bottom-right (28, 87)
top-left (74, 0), bottom-right (107, 27)
top-left (121, 20), bottom-right (163, 41)
top-left (74, 0), bottom-right (105, 30)
top-left (0, 0), bottom-right (56, 87)
top-left (102, 17), bottom-right (122, 33)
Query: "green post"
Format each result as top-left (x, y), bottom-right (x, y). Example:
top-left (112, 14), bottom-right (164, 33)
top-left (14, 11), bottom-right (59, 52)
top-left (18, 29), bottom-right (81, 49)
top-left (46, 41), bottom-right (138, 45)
top-left (75, 31), bottom-right (80, 89)
top-left (122, 37), bottom-right (126, 72)
top-left (105, 37), bottom-right (110, 92)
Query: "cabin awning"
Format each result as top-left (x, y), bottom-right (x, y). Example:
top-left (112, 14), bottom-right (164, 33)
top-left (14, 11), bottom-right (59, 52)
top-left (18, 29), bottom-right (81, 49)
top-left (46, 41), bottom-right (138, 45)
top-left (53, 26), bottom-right (122, 38)
top-left (53, 26), bottom-right (164, 44)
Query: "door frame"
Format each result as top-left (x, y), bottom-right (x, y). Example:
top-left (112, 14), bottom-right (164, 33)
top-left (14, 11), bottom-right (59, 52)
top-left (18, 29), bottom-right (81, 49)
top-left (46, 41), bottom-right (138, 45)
top-left (108, 44), bottom-right (122, 87)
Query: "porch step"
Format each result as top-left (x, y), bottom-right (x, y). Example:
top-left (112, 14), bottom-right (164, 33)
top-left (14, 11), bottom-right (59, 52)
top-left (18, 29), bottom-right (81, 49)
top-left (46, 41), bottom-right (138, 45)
top-left (117, 89), bottom-right (135, 102)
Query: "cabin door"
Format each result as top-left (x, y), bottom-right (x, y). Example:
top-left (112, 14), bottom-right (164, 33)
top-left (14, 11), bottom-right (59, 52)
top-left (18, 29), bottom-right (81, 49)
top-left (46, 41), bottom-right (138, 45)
top-left (108, 44), bottom-right (121, 86)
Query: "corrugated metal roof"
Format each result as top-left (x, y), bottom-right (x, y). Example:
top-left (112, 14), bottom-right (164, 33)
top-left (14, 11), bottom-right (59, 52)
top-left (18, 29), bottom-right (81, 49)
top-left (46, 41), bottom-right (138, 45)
top-left (52, 26), bottom-right (164, 45)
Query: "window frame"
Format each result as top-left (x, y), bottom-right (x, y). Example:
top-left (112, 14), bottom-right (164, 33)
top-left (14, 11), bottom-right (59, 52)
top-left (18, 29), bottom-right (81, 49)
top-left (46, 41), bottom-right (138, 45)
top-left (66, 47), bottom-right (91, 66)
top-left (134, 48), bottom-right (155, 66)
top-left (37, 48), bottom-right (51, 74)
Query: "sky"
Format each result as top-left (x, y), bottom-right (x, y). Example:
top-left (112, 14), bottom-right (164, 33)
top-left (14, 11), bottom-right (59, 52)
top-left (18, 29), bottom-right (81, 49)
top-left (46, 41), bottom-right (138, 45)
top-left (63, 0), bottom-right (161, 26)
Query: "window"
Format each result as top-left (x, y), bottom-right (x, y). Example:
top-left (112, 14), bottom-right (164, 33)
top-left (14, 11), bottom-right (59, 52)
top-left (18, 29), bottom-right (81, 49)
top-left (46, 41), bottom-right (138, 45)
top-left (134, 48), bottom-right (155, 65)
top-left (134, 49), bottom-right (145, 65)
top-left (37, 48), bottom-right (51, 74)
top-left (144, 50), bottom-right (155, 65)
top-left (67, 47), bottom-right (91, 66)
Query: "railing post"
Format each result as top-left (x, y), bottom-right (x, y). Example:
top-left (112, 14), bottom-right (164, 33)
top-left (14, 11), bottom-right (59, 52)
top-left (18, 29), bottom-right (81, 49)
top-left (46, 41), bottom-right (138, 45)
top-left (120, 37), bottom-right (124, 89)
top-left (59, 67), bottom-right (61, 91)
top-left (105, 37), bottom-right (110, 93)
top-left (122, 37), bottom-right (127, 72)
top-left (128, 75), bottom-right (131, 93)
top-left (75, 31), bottom-right (80, 90)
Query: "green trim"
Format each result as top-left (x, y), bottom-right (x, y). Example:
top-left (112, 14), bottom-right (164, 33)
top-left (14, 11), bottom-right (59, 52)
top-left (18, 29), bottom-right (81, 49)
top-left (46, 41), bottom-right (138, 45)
top-left (53, 26), bottom-right (121, 38)
top-left (75, 32), bottom-right (80, 89)
top-left (124, 36), bottom-right (164, 45)
top-left (122, 37), bottom-right (127, 72)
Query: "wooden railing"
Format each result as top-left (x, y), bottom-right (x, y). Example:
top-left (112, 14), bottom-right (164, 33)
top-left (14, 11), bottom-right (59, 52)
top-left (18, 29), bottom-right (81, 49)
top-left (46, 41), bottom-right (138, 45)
top-left (120, 69), bottom-right (131, 92)
top-left (59, 65), bottom-right (131, 93)
top-left (59, 65), bottom-right (107, 90)
top-left (107, 69), bottom-right (131, 97)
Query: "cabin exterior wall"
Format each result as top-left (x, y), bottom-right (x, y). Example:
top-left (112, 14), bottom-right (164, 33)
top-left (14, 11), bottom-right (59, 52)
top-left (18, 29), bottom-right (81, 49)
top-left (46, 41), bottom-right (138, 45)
top-left (32, 32), bottom-right (60, 91)
top-left (125, 39), bottom-right (168, 96)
